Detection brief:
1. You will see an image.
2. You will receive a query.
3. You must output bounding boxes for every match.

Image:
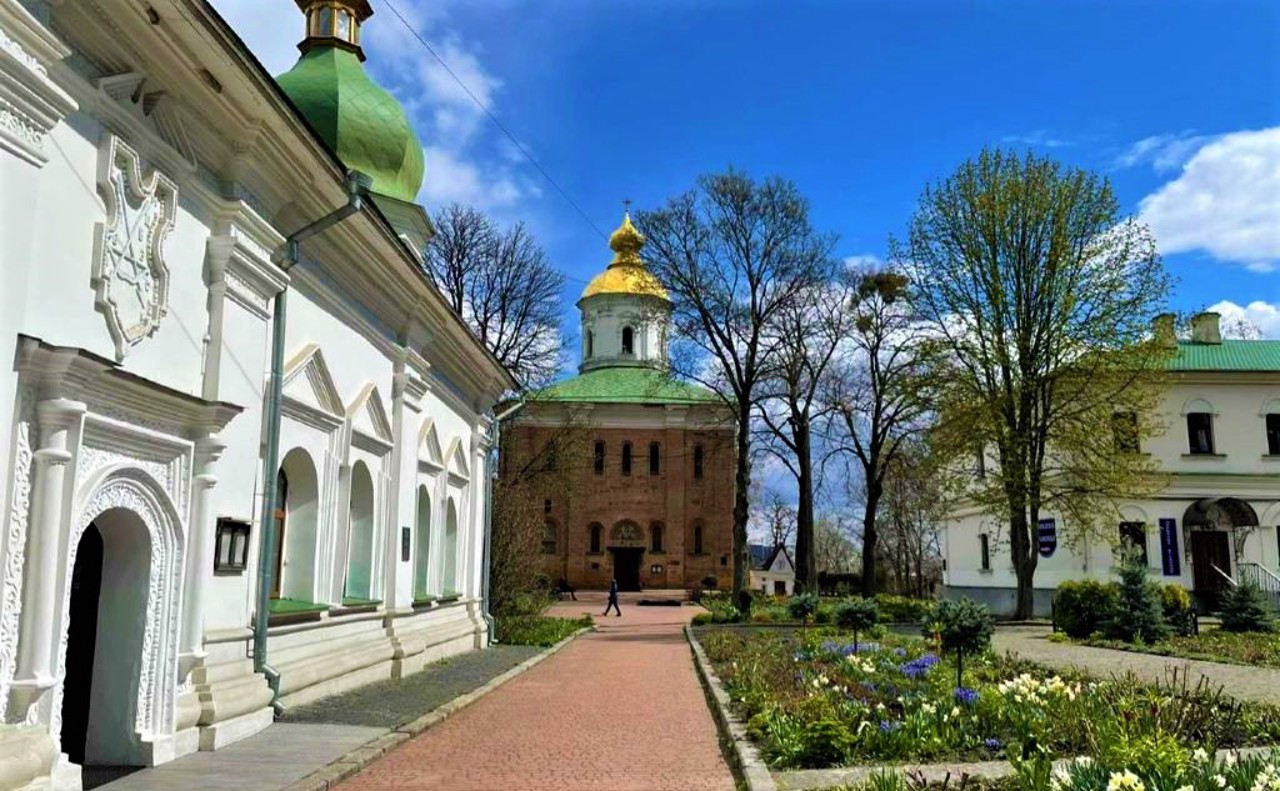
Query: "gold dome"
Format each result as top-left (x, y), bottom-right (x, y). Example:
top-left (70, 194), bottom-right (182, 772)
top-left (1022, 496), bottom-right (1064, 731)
top-left (581, 212), bottom-right (670, 300)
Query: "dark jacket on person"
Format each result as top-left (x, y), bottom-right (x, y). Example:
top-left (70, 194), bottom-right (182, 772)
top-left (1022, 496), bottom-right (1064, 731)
top-left (609, 579), bottom-right (619, 600)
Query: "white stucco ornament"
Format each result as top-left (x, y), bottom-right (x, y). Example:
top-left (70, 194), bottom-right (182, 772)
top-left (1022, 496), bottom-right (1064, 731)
top-left (92, 135), bottom-right (177, 360)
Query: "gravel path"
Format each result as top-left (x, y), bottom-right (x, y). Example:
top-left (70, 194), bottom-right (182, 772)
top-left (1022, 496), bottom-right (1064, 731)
top-left (337, 594), bottom-right (735, 791)
top-left (994, 626), bottom-right (1280, 704)
top-left (280, 644), bottom-right (541, 727)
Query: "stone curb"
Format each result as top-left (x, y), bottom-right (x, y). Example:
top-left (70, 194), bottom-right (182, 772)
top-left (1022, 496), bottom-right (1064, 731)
top-left (280, 625), bottom-right (593, 791)
top-left (685, 625), bottom-right (778, 791)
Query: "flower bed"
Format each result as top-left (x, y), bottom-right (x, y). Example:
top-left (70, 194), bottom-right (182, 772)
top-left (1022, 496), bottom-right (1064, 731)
top-left (696, 627), bottom-right (1280, 771)
top-left (1075, 628), bottom-right (1280, 669)
top-left (495, 614), bottom-right (591, 646)
top-left (693, 592), bottom-right (934, 626)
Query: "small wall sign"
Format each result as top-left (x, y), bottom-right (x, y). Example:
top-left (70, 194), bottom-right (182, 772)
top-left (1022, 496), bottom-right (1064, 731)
top-left (1159, 518), bottom-right (1181, 576)
top-left (1037, 518), bottom-right (1057, 558)
top-left (214, 518), bottom-right (251, 574)
top-left (401, 526), bottom-right (411, 562)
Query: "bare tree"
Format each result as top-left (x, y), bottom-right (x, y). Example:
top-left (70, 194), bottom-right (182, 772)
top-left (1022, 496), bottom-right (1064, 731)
top-left (757, 279), bottom-right (847, 592)
top-left (751, 487), bottom-right (797, 549)
top-left (877, 442), bottom-right (947, 598)
top-left (908, 148), bottom-right (1171, 618)
top-left (638, 171), bottom-right (833, 595)
top-left (814, 514), bottom-right (859, 574)
top-left (826, 267), bottom-right (934, 596)
top-left (423, 204), bottom-right (566, 389)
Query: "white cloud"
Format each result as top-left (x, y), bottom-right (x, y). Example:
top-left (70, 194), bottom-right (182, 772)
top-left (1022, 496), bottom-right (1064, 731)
top-left (1002, 130), bottom-right (1074, 149)
top-left (842, 253), bottom-right (883, 271)
top-left (208, 0), bottom-right (536, 218)
top-left (1116, 130), bottom-right (1215, 174)
top-left (1138, 127), bottom-right (1280, 272)
top-left (1206, 300), bottom-right (1280, 339)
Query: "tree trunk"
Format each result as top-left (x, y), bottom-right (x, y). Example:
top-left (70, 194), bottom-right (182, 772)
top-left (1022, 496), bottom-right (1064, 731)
top-left (732, 404), bottom-right (752, 595)
top-left (793, 419), bottom-right (816, 593)
top-left (860, 477), bottom-right (883, 597)
top-left (1009, 506), bottom-right (1036, 619)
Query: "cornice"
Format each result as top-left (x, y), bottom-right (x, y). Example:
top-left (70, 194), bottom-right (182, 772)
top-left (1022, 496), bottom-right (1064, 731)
top-left (0, 0), bottom-right (76, 166)
top-left (198, 182), bottom-right (289, 320)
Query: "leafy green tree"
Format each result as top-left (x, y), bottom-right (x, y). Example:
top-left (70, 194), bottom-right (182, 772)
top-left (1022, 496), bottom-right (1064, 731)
top-left (907, 148), bottom-right (1172, 619)
top-left (639, 171), bottom-right (833, 595)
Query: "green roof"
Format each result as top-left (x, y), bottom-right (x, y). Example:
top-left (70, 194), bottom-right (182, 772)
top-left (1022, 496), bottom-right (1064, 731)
top-left (276, 47), bottom-right (425, 202)
top-left (1168, 340), bottom-right (1280, 372)
top-left (529, 367), bottom-right (720, 405)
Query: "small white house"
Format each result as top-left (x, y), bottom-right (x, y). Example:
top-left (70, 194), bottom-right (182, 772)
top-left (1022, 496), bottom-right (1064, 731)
top-left (942, 312), bottom-right (1280, 617)
top-left (750, 544), bottom-right (796, 596)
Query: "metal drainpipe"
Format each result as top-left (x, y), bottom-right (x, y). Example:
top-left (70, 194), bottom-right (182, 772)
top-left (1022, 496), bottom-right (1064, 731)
top-left (253, 171), bottom-right (371, 713)
top-left (482, 399), bottom-right (525, 644)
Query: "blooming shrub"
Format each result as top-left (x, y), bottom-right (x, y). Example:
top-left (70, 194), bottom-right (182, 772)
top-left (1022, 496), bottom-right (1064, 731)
top-left (1054, 580), bottom-right (1120, 639)
top-left (699, 628), bottom-right (1280, 771)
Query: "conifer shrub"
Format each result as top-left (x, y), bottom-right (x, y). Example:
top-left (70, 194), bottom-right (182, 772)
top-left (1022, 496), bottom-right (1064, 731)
top-left (835, 597), bottom-right (880, 651)
top-left (1219, 581), bottom-right (1275, 633)
top-left (1053, 579), bottom-right (1118, 638)
top-left (1105, 558), bottom-right (1168, 644)
top-left (788, 592), bottom-right (820, 621)
top-left (924, 597), bottom-right (993, 687)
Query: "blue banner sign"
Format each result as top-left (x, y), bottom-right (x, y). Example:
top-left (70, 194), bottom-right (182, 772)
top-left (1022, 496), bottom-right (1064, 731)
top-left (1037, 518), bottom-right (1057, 558)
top-left (1159, 518), bottom-right (1181, 576)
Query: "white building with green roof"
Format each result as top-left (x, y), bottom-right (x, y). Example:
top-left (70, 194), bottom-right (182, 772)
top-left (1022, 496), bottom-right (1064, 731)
top-left (0, 1), bottom-right (514, 785)
top-left (943, 312), bottom-right (1280, 617)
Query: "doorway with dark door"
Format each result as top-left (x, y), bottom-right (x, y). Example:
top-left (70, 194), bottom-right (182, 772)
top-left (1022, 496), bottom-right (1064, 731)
top-left (61, 510), bottom-right (152, 785)
top-left (1191, 530), bottom-right (1231, 612)
top-left (609, 547), bottom-right (643, 591)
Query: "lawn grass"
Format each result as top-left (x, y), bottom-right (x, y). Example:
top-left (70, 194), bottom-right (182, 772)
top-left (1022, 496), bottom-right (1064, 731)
top-left (1079, 626), bottom-right (1280, 668)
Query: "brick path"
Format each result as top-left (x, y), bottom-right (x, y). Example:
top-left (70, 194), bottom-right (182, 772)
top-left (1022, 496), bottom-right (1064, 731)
top-left (994, 626), bottom-right (1280, 704)
top-left (338, 593), bottom-right (736, 791)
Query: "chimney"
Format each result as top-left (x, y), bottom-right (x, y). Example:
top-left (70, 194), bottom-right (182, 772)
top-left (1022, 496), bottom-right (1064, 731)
top-left (1151, 313), bottom-right (1177, 348)
top-left (1190, 312), bottom-right (1221, 345)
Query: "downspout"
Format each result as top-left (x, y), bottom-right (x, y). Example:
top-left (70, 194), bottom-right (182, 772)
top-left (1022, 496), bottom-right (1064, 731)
top-left (482, 398), bottom-right (525, 644)
top-left (253, 171), bottom-right (371, 712)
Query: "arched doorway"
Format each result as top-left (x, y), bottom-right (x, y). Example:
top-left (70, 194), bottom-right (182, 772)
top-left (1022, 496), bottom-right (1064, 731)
top-left (61, 508), bottom-right (151, 770)
top-left (1184, 498), bottom-right (1260, 610)
top-left (608, 520), bottom-right (644, 591)
top-left (414, 485), bottom-right (431, 600)
top-left (345, 461), bottom-right (375, 600)
top-left (442, 499), bottom-right (459, 594)
top-left (278, 448), bottom-right (319, 601)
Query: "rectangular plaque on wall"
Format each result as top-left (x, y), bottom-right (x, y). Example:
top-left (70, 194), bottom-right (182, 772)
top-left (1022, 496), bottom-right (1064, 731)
top-left (401, 526), bottom-right (411, 562)
top-left (1159, 518), bottom-right (1181, 576)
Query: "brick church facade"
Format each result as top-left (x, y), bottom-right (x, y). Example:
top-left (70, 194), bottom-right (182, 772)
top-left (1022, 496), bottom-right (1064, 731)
top-left (501, 214), bottom-right (736, 591)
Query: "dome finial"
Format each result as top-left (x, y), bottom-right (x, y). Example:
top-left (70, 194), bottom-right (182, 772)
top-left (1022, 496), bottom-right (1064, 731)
top-left (608, 209), bottom-right (645, 267)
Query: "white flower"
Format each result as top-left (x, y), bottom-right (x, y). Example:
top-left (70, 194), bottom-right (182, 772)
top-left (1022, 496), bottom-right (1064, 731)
top-left (1193, 748), bottom-right (1210, 763)
top-left (1107, 770), bottom-right (1145, 791)
top-left (950, 706), bottom-right (961, 718)
top-left (1215, 775), bottom-right (1227, 788)
top-left (1227, 753), bottom-right (1238, 767)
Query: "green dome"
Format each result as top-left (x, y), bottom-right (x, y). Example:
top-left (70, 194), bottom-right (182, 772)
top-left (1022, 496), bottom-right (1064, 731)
top-left (277, 47), bottom-right (425, 202)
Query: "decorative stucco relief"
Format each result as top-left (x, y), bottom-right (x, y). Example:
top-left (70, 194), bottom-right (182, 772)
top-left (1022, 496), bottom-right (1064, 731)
top-left (91, 135), bottom-right (178, 361)
top-left (0, 388), bottom-right (34, 723)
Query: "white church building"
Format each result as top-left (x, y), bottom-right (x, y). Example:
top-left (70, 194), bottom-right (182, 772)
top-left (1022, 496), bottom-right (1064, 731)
top-left (0, 0), bottom-right (515, 787)
top-left (942, 312), bottom-right (1280, 617)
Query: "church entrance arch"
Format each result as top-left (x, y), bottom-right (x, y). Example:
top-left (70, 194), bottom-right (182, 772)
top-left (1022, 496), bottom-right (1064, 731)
top-left (608, 521), bottom-right (644, 591)
top-left (1184, 497), bottom-right (1260, 610)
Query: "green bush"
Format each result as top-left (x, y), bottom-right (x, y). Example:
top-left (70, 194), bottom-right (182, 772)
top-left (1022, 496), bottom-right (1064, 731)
top-left (924, 597), bottom-right (993, 687)
top-left (691, 613), bottom-right (712, 626)
top-left (1053, 579), bottom-right (1118, 638)
top-left (496, 614), bottom-right (592, 646)
top-left (788, 592), bottom-right (820, 621)
top-left (1106, 558), bottom-right (1168, 644)
top-left (1219, 581), bottom-right (1275, 633)
top-left (1159, 584), bottom-right (1196, 637)
top-left (736, 589), bottom-right (755, 619)
top-left (835, 597), bottom-right (879, 649)
top-left (873, 593), bottom-right (933, 623)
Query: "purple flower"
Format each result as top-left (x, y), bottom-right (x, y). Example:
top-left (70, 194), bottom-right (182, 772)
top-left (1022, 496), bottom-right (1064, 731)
top-left (861, 681), bottom-right (877, 693)
top-left (983, 738), bottom-right (1002, 751)
top-left (954, 687), bottom-right (979, 706)
top-left (899, 654), bottom-right (940, 679)
top-left (879, 720), bottom-right (900, 733)
top-left (894, 647), bottom-right (908, 658)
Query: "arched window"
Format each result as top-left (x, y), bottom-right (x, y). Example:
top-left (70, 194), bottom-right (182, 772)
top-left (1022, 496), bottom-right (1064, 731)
top-left (621, 326), bottom-right (635, 355)
top-left (542, 521), bottom-right (558, 555)
top-left (594, 440), bottom-right (605, 475)
top-left (621, 442), bottom-right (633, 476)
top-left (650, 522), bottom-right (664, 553)
top-left (277, 448), bottom-right (319, 601)
top-left (345, 461), bottom-right (376, 601)
top-left (693, 521), bottom-right (704, 556)
top-left (414, 486), bottom-right (431, 600)
top-left (589, 522), bottom-right (603, 554)
top-left (442, 499), bottom-right (459, 594)
top-left (693, 444), bottom-right (704, 480)
top-left (586, 330), bottom-right (594, 358)
top-left (271, 469), bottom-right (289, 599)
top-left (649, 442), bottom-right (660, 475)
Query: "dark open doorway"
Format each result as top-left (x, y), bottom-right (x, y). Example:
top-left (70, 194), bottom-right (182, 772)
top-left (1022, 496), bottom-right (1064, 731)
top-left (610, 547), bottom-right (643, 591)
top-left (62, 524), bottom-right (104, 767)
top-left (1191, 530), bottom-right (1231, 612)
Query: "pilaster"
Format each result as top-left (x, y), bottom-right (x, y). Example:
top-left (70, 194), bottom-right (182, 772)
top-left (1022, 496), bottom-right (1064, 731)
top-left (179, 435), bottom-right (227, 677)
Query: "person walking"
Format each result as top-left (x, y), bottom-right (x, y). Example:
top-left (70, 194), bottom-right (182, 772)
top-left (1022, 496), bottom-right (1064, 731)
top-left (603, 577), bottom-right (621, 617)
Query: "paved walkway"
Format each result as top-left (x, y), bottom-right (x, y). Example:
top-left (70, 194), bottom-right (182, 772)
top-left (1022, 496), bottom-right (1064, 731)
top-left (97, 646), bottom-right (541, 791)
top-left (338, 593), bottom-right (736, 791)
top-left (994, 626), bottom-right (1280, 704)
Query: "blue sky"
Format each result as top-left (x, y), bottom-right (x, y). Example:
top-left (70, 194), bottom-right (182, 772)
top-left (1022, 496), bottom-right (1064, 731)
top-left (216, 0), bottom-right (1280, 347)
